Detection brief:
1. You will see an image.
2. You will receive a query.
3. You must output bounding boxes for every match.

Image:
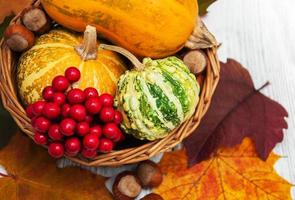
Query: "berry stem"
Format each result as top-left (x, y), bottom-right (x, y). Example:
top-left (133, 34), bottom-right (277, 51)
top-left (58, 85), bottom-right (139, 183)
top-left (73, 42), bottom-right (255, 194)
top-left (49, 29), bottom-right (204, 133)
top-left (75, 25), bottom-right (98, 61)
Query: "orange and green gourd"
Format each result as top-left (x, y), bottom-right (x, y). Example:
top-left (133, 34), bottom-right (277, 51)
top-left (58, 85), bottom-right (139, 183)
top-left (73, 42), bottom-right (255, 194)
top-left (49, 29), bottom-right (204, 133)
top-left (40, 0), bottom-right (198, 58)
top-left (17, 26), bottom-right (126, 105)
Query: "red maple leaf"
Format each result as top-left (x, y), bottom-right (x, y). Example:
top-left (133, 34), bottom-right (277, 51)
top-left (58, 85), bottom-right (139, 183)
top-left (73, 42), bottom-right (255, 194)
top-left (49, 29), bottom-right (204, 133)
top-left (184, 59), bottom-right (288, 166)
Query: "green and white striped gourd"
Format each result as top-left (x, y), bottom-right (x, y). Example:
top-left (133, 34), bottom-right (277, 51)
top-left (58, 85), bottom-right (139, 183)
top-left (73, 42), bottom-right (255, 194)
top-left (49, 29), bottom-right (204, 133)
top-left (100, 44), bottom-right (200, 141)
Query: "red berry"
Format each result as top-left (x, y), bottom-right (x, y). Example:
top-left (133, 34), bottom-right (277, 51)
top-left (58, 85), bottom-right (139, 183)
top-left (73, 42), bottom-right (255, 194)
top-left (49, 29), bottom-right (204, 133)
top-left (76, 122), bottom-right (90, 136)
top-left (85, 115), bottom-right (93, 123)
top-left (69, 104), bottom-right (86, 122)
top-left (48, 124), bottom-right (63, 141)
top-left (26, 104), bottom-right (35, 118)
top-left (52, 75), bottom-right (69, 92)
top-left (48, 143), bottom-right (64, 158)
top-left (65, 67), bottom-right (81, 83)
top-left (118, 131), bottom-right (125, 143)
top-left (84, 87), bottom-right (99, 99)
top-left (89, 125), bottom-right (102, 138)
top-left (34, 132), bottom-right (48, 145)
top-left (42, 86), bottom-right (55, 101)
top-left (83, 133), bottom-right (99, 150)
top-left (99, 138), bottom-right (114, 153)
top-left (113, 128), bottom-right (124, 143)
top-left (60, 118), bottom-right (76, 136)
top-left (67, 88), bottom-right (85, 104)
top-left (34, 116), bottom-right (51, 133)
top-left (61, 104), bottom-right (71, 117)
top-left (114, 111), bottom-right (123, 124)
top-left (53, 93), bottom-right (66, 105)
top-left (103, 123), bottom-right (119, 140)
top-left (42, 102), bottom-right (61, 119)
top-left (31, 117), bottom-right (37, 127)
top-left (82, 148), bottom-right (97, 159)
top-left (65, 137), bottom-right (81, 155)
top-left (85, 97), bottom-right (102, 115)
top-left (100, 93), bottom-right (114, 107)
top-left (32, 101), bottom-right (46, 116)
top-left (99, 107), bottom-right (115, 122)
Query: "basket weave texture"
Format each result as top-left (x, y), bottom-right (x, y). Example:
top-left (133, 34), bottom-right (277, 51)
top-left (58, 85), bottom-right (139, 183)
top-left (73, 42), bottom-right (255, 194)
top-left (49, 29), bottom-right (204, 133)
top-left (0, 0), bottom-right (220, 167)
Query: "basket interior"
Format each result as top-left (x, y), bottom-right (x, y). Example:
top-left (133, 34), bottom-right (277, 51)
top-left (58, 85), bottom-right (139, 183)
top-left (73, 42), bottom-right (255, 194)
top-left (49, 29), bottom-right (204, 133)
top-left (0, 5), bottom-right (220, 166)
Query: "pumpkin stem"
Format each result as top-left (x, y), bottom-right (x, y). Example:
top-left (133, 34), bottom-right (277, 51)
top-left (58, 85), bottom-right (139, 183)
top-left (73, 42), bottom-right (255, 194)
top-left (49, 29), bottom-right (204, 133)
top-left (75, 25), bottom-right (98, 61)
top-left (99, 44), bottom-right (145, 71)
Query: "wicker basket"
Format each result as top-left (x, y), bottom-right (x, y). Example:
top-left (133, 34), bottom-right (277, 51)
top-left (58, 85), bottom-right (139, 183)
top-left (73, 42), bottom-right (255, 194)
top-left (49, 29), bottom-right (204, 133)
top-left (0, 0), bottom-right (220, 167)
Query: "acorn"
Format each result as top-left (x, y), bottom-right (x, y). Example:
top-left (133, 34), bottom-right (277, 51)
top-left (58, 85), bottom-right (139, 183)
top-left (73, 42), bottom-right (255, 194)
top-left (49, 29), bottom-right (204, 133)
top-left (141, 193), bottom-right (164, 200)
top-left (113, 171), bottom-right (142, 200)
top-left (136, 160), bottom-right (163, 188)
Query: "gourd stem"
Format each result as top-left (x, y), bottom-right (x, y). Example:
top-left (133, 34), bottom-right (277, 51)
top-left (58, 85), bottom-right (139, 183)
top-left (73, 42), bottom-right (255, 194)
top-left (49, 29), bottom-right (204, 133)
top-left (99, 44), bottom-right (144, 71)
top-left (75, 25), bottom-right (98, 61)
top-left (184, 17), bottom-right (219, 49)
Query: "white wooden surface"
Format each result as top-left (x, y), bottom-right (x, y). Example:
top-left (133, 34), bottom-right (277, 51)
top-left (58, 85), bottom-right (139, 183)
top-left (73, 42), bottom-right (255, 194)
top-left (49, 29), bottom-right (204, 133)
top-left (203, 0), bottom-right (295, 197)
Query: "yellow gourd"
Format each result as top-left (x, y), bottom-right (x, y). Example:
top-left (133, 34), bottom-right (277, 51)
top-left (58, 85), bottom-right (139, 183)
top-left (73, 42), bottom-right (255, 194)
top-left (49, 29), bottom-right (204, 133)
top-left (40, 0), bottom-right (198, 58)
top-left (17, 26), bottom-right (126, 105)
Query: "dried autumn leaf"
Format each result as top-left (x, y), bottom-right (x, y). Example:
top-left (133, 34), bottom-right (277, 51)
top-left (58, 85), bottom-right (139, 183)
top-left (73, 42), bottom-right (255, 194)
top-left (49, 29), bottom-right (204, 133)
top-left (156, 138), bottom-right (292, 200)
top-left (184, 59), bottom-right (288, 166)
top-left (0, 102), bottom-right (17, 149)
top-left (0, 132), bottom-right (112, 200)
top-left (0, 15), bottom-right (15, 38)
top-left (198, 0), bottom-right (217, 16)
top-left (0, 0), bottom-right (33, 23)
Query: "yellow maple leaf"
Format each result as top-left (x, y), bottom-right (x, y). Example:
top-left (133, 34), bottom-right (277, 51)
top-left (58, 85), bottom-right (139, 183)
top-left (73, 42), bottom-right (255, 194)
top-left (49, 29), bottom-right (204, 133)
top-left (0, 132), bottom-right (112, 200)
top-left (155, 138), bottom-right (293, 200)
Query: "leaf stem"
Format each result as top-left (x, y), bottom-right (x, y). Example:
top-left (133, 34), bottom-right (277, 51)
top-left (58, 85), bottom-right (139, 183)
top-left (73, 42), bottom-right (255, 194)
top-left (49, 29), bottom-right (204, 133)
top-left (256, 81), bottom-right (270, 91)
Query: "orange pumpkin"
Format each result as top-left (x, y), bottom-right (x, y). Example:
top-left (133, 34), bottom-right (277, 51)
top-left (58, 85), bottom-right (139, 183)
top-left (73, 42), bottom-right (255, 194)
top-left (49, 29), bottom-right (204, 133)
top-left (40, 0), bottom-right (198, 58)
top-left (17, 26), bottom-right (126, 105)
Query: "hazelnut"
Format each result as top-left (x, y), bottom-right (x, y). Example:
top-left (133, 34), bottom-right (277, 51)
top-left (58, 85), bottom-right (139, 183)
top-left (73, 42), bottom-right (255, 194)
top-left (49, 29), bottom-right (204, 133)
top-left (183, 50), bottom-right (207, 74)
top-left (4, 24), bottom-right (35, 52)
top-left (21, 7), bottom-right (51, 34)
top-left (136, 160), bottom-right (163, 188)
top-left (113, 171), bottom-right (142, 200)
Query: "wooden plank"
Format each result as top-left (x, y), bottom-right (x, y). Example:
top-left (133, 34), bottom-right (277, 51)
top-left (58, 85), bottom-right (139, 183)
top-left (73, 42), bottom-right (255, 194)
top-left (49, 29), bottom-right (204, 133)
top-left (204, 0), bottom-right (295, 197)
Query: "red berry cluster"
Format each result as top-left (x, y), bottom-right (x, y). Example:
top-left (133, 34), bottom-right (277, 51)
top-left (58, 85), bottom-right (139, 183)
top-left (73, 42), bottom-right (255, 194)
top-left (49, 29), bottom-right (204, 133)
top-left (26, 67), bottom-right (125, 159)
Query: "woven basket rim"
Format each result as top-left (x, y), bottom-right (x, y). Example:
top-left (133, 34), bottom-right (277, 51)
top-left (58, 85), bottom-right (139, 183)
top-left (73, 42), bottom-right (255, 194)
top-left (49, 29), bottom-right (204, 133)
top-left (0, 0), bottom-right (220, 167)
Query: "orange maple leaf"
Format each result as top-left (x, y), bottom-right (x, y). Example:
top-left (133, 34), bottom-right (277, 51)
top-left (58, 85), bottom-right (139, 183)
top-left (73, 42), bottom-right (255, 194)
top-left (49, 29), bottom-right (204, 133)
top-left (155, 138), bottom-right (293, 200)
top-left (0, 132), bottom-right (112, 200)
top-left (0, 0), bottom-right (33, 23)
